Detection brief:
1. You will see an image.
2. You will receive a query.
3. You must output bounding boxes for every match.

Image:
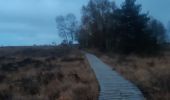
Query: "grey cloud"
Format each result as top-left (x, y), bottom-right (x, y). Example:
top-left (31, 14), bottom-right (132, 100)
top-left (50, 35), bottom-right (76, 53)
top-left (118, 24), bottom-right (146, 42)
top-left (0, 0), bottom-right (169, 46)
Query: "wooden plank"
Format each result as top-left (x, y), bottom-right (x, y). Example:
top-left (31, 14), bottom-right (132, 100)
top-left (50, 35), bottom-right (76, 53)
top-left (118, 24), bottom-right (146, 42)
top-left (86, 53), bottom-right (145, 100)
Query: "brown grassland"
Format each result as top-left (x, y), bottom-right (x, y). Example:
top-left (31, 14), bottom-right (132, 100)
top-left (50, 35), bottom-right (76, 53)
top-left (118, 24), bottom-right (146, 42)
top-left (0, 46), bottom-right (99, 100)
top-left (92, 49), bottom-right (170, 100)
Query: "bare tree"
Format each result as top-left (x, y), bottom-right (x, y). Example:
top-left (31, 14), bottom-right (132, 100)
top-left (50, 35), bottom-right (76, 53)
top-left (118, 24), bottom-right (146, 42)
top-left (66, 14), bottom-right (78, 41)
top-left (56, 16), bottom-right (68, 42)
top-left (56, 13), bottom-right (78, 44)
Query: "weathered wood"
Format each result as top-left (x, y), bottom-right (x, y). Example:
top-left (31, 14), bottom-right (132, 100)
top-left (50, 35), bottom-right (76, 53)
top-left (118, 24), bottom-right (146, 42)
top-left (86, 53), bottom-right (145, 100)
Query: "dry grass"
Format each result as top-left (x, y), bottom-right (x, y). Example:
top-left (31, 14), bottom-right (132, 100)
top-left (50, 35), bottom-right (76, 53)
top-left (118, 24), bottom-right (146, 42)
top-left (96, 50), bottom-right (170, 100)
top-left (0, 46), bottom-right (99, 100)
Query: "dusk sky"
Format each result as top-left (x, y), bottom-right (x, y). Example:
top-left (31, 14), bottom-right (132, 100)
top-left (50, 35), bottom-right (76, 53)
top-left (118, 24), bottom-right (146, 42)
top-left (0, 0), bottom-right (170, 46)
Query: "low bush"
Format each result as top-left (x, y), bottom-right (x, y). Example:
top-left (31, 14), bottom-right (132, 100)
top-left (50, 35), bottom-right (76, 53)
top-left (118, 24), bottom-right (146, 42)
top-left (61, 57), bottom-right (83, 62)
top-left (0, 90), bottom-right (12, 100)
top-left (17, 77), bottom-right (40, 95)
top-left (1, 63), bottom-right (18, 72)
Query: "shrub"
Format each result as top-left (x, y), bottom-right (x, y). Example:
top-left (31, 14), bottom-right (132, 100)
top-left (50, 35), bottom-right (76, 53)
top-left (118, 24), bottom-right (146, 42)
top-left (0, 74), bottom-right (6, 82)
top-left (0, 90), bottom-right (12, 100)
top-left (17, 58), bottom-right (42, 66)
top-left (61, 57), bottom-right (83, 62)
top-left (17, 77), bottom-right (40, 95)
top-left (1, 63), bottom-right (18, 72)
top-left (37, 72), bottom-right (55, 85)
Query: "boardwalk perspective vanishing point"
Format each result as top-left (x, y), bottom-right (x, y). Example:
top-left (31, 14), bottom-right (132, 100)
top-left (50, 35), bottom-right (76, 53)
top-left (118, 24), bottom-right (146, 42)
top-left (85, 53), bottom-right (145, 100)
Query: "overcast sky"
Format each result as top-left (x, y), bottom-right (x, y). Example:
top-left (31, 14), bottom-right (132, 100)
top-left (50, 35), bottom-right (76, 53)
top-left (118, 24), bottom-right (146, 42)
top-left (0, 0), bottom-right (170, 46)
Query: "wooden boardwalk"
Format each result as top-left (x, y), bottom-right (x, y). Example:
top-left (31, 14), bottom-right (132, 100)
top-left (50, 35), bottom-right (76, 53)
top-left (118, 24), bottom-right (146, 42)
top-left (85, 53), bottom-right (145, 100)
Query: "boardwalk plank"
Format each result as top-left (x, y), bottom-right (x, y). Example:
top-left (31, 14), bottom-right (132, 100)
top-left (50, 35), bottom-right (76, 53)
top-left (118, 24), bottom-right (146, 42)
top-left (85, 53), bottom-right (145, 100)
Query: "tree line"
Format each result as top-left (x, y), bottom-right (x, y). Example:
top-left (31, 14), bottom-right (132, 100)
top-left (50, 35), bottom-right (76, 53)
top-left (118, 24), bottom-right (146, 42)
top-left (56, 0), bottom-right (166, 54)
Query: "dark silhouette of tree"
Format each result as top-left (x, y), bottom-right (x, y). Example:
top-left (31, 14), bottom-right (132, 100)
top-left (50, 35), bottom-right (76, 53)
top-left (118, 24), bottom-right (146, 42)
top-left (77, 0), bottom-right (166, 54)
top-left (168, 21), bottom-right (170, 32)
top-left (148, 18), bottom-right (166, 44)
top-left (167, 21), bottom-right (170, 42)
top-left (56, 13), bottom-right (78, 44)
top-left (77, 26), bottom-right (91, 48)
top-left (79, 0), bottom-right (117, 51)
top-left (114, 0), bottom-right (155, 54)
